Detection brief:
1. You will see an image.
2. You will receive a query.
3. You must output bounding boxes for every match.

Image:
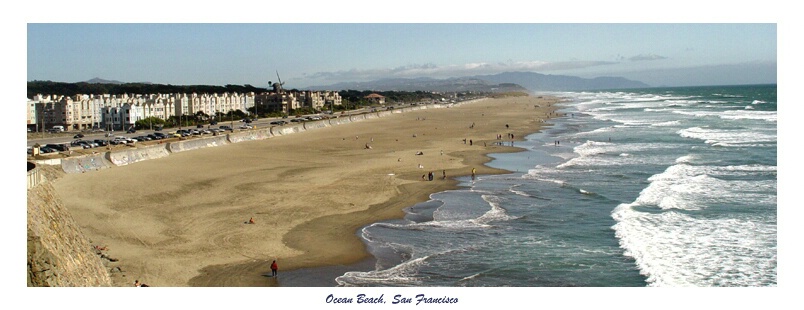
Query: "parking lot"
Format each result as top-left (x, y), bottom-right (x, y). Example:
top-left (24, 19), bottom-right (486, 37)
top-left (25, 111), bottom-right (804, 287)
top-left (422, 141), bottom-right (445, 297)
top-left (27, 124), bottom-right (252, 158)
top-left (26, 105), bottom-right (406, 159)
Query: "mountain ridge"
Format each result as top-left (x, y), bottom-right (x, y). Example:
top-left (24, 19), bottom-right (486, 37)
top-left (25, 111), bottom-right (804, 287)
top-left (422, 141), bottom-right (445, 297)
top-left (307, 71), bottom-right (649, 92)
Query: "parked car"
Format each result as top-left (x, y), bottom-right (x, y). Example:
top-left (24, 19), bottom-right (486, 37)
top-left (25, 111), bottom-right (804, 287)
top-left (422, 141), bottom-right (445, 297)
top-left (45, 143), bottom-right (69, 152)
top-left (71, 140), bottom-right (92, 149)
top-left (153, 132), bottom-right (167, 139)
top-left (127, 128), bottom-right (136, 133)
top-left (39, 146), bottom-right (57, 154)
top-left (219, 125), bottom-right (233, 131)
top-left (114, 136), bottom-right (136, 144)
top-left (73, 133), bottom-right (84, 138)
top-left (94, 139), bottom-right (109, 146)
top-left (210, 120), bottom-right (218, 125)
top-left (239, 125), bottom-right (253, 130)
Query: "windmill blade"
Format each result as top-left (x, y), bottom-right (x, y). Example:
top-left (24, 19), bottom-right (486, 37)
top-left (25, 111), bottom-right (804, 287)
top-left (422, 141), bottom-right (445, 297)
top-left (276, 70), bottom-right (284, 85)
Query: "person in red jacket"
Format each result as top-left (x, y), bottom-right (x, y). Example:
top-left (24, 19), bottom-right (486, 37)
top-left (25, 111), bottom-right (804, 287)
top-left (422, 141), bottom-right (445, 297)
top-left (271, 260), bottom-right (278, 277)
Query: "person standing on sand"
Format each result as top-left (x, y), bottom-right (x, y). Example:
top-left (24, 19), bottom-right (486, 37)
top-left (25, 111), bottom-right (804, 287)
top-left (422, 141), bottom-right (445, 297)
top-left (271, 260), bottom-right (278, 277)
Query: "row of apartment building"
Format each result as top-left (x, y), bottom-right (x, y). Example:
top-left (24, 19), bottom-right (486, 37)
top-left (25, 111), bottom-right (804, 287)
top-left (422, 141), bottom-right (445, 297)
top-left (25, 87), bottom-right (343, 132)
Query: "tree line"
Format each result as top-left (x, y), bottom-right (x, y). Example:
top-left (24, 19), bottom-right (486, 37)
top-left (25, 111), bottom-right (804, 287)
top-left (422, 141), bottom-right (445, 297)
top-left (27, 81), bottom-right (462, 105)
top-left (27, 80), bottom-right (269, 99)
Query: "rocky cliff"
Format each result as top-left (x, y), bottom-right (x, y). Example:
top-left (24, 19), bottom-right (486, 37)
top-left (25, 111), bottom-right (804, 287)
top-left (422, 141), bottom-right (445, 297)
top-left (27, 163), bottom-right (112, 287)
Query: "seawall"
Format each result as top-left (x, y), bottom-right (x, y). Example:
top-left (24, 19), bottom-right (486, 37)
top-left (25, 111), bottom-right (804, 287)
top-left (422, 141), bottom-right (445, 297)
top-left (27, 163), bottom-right (113, 286)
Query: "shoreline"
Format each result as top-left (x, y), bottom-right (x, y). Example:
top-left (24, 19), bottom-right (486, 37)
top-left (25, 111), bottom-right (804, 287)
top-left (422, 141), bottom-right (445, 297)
top-left (51, 94), bottom-right (561, 287)
top-left (185, 97), bottom-right (560, 287)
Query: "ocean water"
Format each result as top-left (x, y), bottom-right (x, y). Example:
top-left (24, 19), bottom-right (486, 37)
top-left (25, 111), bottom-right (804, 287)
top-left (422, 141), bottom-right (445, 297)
top-left (333, 84), bottom-right (777, 287)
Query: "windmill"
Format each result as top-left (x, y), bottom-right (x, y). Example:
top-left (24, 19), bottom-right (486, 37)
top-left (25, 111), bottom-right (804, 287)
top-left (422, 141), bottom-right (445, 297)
top-left (271, 70), bottom-right (285, 93)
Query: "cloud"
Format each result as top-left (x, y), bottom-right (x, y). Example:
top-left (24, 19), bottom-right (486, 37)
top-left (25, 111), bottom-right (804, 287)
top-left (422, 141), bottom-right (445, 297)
top-left (629, 54), bottom-right (668, 61)
top-left (303, 60), bottom-right (619, 83)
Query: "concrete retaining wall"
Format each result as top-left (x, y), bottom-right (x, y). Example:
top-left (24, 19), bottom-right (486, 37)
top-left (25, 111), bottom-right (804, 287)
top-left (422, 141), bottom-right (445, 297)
top-left (107, 144), bottom-right (171, 166)
top-left (61, 153), bottom-right (113, 174)
top-left (303, 120), bottom-right (330, 131)
top-left (377, 111), bottom-right (393, 117)
top-left (350, 114), bottom-right (367, 122)
top-left (33, 158), bottom-right (62, 166)
top-left (168, 135), bottom-right (229, 153)
top-left (27, 162), bottom-right (41, 190)
top-left (271, 124), bottom-right (306, 136)
top-left (228, 128), bottom-right (273, 143)
top-left (328, 117), bottom-right (352, 126)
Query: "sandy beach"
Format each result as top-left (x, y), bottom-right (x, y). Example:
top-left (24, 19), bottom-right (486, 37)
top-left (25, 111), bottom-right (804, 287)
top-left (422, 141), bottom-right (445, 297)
top-left (51, 95), bottom-right (560, 287)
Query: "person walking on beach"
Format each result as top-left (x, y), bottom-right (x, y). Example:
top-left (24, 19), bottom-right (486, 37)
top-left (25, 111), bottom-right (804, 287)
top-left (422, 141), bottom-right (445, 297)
top-left (271, 260), bottom-right (278, 277)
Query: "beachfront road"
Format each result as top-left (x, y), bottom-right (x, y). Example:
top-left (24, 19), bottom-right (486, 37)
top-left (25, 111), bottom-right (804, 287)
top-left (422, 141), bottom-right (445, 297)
top-left (25, 106), bottom-right (391, 149)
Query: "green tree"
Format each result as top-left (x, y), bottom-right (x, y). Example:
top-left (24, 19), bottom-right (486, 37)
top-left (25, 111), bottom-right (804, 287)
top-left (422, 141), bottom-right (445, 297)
top-left (134, 117), bottom-right (166, 130)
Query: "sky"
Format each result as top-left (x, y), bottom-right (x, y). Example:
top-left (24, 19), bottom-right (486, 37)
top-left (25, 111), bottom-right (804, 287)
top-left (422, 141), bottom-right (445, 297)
top-left (24, 7), bottom-right (780, 89)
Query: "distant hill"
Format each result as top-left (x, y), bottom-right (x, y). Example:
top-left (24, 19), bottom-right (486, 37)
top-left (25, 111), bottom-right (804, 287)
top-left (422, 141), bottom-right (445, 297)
top-left (474, 71), bottom-right (650, 91)
top-left (309, 72), bottom-right (649, 93)
top-left (308, 77), bottom-right (528, 93)
top-left (84, 77), bottom-right (126, 84)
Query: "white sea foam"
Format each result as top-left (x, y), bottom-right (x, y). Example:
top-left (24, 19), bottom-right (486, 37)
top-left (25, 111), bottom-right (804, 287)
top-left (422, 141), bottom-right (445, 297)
top-left (508, 185), bottom-right (533, 198)
top-left (720, 110), bottom-right (776, 122)
top-left (678, 126), bottom-right (776, 146)
top-left (675, 155), bottom-right (696, 164)
top-left (336, 256), bottom-right (429, 286)
top-left (673, 109), bottom-right (776, 122)
top-left (522, 167), bottom-right (566, 185)
top-left (612, 205), bottom-right (777, 286)
top-left (629, 163), bottom-right (777, 211)
top-left (556, 141), bottom-right (679, 169)
top-left (651, 120), bottom-right (681, 127)
top-left (477, 195), bottom-right (518, 223)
